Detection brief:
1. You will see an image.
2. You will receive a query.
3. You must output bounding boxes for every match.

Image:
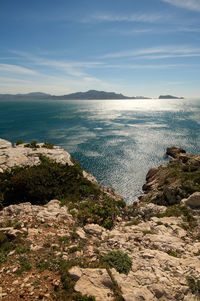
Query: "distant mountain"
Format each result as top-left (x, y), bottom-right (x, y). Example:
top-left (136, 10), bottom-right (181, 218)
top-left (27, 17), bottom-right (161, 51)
top-left (159, 95), bottom-right (184, 99)
top-left (0, 90), bottom-right (150, 100)
top-left (0, 92), bottom-right (52, 100)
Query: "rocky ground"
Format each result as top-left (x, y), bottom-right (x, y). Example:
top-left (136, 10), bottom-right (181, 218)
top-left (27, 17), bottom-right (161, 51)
top-left (0, 140), bottom-right (200, 301)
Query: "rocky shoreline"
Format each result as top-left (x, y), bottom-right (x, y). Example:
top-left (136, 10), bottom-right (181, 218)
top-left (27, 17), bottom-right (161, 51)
top-left (0, 139), bottom-right (200, 301)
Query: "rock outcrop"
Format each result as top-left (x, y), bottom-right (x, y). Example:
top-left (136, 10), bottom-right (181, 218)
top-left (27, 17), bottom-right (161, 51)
top-left (0, 141), bottom-right (200, 300)
top-left (0, 198), bottom-right (200, 300)
top-left (182, 192), bottom-right (200, 209)
top-left (141, 146), bottom-right (200, 206)
top-left (0, 138), bottom-right (122, 200)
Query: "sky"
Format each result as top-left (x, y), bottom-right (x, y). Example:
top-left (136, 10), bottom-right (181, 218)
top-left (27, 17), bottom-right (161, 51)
top-left (1, 0), bottom-right (200, 97)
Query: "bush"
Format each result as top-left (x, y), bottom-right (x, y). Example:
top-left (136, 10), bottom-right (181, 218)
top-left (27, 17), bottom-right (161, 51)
top-left (0, 158), bottom-right (125, 229)
top-left (42, 142), bottom-right (54, 149)
top-left (75, 197), bottom-right (125, 229)
top-left (24, 140), bottom-right (39, 149)
top-left (74, 294), bottom-right (96, 301)
top-left (0, 159), bottom-right (101, 206)
top-left (152, 204), bottom-right (197, 230)
top-left (101, 250), bottom-right (132, 274)
top-left (16, 256), bottom-right (32, 274)
top-left (187, 276), bottom-right (200, 296)
top-left (15, 139), bottom-right (24, 145)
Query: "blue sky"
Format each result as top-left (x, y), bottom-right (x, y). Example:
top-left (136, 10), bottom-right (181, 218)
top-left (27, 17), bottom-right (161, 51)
top-left (1, 0), bottom-right (200, 97)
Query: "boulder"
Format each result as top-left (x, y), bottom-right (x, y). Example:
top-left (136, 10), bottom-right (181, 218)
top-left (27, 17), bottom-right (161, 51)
top-left (69, 268), bottom-right (114, 301)
top-left (166, 146), bottom-right (186, 158)
top-left (84, 224), bottom-right (105, 237)
top-left (183, 192), bottom-right (200, 208)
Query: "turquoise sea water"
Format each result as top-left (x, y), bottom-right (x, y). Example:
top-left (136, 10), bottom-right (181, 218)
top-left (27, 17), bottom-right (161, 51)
top-left (0, 98), bottom-right (199, 203)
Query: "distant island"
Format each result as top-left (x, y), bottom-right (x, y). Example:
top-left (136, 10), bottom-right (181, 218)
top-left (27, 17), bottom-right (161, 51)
top-left (159, 95), bottom-right (184, 99)
top-left (0, 90), bottom-right (150, 100)
top-left (0, 91), bottom-right (185, 100)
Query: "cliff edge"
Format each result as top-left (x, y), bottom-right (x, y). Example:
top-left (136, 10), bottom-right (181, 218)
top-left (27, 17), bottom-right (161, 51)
top-left (0, 140), bottom-right (200, 301)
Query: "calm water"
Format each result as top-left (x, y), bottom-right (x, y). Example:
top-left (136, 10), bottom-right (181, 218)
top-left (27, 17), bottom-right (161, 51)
top-left (0, 98), bottom-right (199, 203)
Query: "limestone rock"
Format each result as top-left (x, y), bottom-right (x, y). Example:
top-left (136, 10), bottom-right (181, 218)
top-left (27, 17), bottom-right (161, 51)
top-left (71, 268), bottom-right (114, 301)
top-left (166, 146), bottom-right (186, 158)
top-left (111, 269), bottom-right (155, 301)
top-left (84, 223), bottom-right (105, 236)
top-left (0, 139), bottom-right (123, 200)
top-left (76, 227), bottom-right (86, 240)
top-left (0, 138), bottom-right (12, 149)
top-left (137, 203), bottom-right (166, 217)
top-left (183, 192), bottom-right (200, 208)
top-left (68, 266), bottom-right (83, 281)
top-left (0, 227), bottom-right (23, 238)
top-left (0, 139), bottom-right (73, 170)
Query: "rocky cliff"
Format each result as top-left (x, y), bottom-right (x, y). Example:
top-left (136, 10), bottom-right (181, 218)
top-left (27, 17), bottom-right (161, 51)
top-left (0, 140), bottom-right (200, 301)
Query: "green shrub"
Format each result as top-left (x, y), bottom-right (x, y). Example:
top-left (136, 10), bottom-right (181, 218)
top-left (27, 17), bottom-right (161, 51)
top-left (101, 250), bottom-right (132, 274)
top-left (16, 256), bottom-right (32, 274)
top-left (0, 160), bottom-right (101, 206)
top-left (15, 139), bottom-right (24, 145)
top-left (42, 142), bottom-right (54, 149)
top-left (187, 276), bottom-right (200, 296)
top-left (168, 250), bottom-right (177, 257)
top-left (0, 157), bottom-right (126, 229)
top-left (152, 205), bottom-right (197, 230)
top-left (24, 140), bottom-right (39, 149)
top-left (125, 218), bottom-right (141, 226)
top-left (74, 294), bottom-right (96, 301)
top-left (0, 232), bottom-right (24, 266)
top-left (75, 197), bottom-right (124, 229)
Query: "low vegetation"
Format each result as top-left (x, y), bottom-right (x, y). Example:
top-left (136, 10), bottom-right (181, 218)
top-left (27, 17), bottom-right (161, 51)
top-left (0, 154), bottom-right (125, 229)
top-left (24, 140), bottom-right (39, 149)
top-left (187, 276), bottom-right (200, 297)
top-left (42, 142), bottom-right (54, 149)
top-left (144, 158), bottom-right (200, 206)
top-left (101, 250), bottom-right (132, 275)
top-left (150, 204), bottom-right (198, 230)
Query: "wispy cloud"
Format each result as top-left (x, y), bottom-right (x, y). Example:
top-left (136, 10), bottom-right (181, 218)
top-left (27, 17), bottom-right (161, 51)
top-left (101, 46), bottom-right (200, 59)
top-left (9, 50), bottom-right (103, 78)
top-left (0, 51), bottom-right (120, 94)
top-left (83, 13), bottom-right (166, 23)
top-left (161, 0), bottom-right (200, 11)
top-left (104, 63), bottom-right (189, 69)
top-left (115, 26), bottom-right (200, 36)
top-left (112, 28), bottom-right (153, 35)
top-left (0, 64), bottom-right (37, 75)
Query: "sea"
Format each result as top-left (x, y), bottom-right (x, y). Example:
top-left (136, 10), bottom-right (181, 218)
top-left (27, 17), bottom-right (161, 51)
top-left (0, 98), bottom-right (199, 204)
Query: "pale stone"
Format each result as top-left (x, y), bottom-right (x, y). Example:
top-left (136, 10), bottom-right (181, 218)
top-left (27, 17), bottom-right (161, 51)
top-left (76, 227), bottom-right (86, 240)
top-left (184, 192), bottom-right (200, 208)
top-left (0, 227), bottom-right (22, 238)
top-left (73, 268), bottom-right (113, 301)
top-left (84, 223), bottom-right (104, 236)
top-left (13, 280), bottom-right (19, 285)
top-left (0, 138), bottom-right (12, 149)
top-left (68, 266), bottom-right (83, 280)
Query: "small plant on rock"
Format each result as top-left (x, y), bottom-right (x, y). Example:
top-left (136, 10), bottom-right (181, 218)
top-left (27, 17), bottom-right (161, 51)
top-left (42, 142), bottom-right (54, 149)
top-left (187, 276), bottom-right (200, 297)
top-left (15, 139), bottom-right (24, 145)
top-left (101, 250), bottom-right (132, 275)
top-left (24, 140), bottom-right (39, 149)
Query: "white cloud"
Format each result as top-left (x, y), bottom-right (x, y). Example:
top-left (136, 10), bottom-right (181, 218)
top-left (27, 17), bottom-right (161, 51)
top-left (105, 63), bottom-right (188, 69)
top-left (0, 64), bottom-right (37, 75)
top-left (101, 46), bottom-right (200, 59)
top-left (9, 50), bottom-right (103, 78)
top-left (113, 28), bottom-right (153, 35)
top-left (161, 0), bottom-right (200, 11)
top-left (83, 13), bottom-right (166, 23)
